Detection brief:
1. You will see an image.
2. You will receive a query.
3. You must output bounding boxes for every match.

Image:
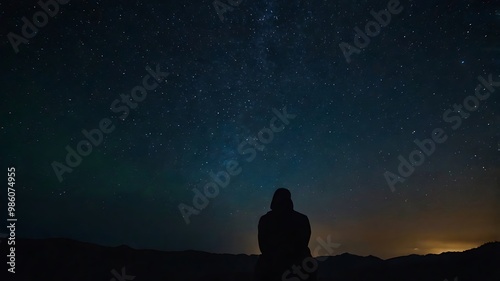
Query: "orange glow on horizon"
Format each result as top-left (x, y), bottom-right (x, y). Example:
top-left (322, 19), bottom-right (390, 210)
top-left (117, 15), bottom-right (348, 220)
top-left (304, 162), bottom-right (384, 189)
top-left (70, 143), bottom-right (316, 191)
top-left (420, 240), bottom-right (481, 255)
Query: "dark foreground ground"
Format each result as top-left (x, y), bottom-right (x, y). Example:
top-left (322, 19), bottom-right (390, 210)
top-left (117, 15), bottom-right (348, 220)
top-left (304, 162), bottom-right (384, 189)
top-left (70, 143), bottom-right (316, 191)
top-left (1, 238), bottom-right (499, 281)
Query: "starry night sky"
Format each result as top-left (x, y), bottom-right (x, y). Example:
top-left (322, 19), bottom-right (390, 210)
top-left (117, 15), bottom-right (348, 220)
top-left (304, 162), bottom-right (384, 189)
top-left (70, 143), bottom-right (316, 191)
top-left (1, 0), bottom-right (499, 259)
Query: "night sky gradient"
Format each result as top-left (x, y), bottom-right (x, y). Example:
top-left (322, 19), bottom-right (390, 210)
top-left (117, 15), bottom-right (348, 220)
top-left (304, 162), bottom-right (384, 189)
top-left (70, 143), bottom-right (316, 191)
top-left (1, 0), bottom-right (499, 259)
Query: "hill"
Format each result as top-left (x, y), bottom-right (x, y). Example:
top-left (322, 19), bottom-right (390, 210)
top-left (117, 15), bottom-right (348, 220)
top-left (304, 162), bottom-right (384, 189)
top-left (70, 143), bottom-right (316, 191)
top-left (1, 238), bottom-right (499, 281)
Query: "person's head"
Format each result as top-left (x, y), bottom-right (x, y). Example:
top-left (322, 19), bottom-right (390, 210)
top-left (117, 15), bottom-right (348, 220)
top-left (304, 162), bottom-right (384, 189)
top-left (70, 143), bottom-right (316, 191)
top-left (270, 188), bottom-right (294, 211)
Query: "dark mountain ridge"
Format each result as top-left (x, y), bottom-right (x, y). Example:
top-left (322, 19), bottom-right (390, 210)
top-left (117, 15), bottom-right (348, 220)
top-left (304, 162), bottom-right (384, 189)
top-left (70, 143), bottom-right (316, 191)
top-left (1, 238), bottom-right (499, 281)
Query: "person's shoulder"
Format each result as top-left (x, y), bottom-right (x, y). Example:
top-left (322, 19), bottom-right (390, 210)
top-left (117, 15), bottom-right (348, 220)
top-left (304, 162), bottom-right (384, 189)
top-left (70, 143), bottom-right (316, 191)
top-left (259, 211), bottom-right (273, 221)
top-left (292, 210), bottom-right (309, 220)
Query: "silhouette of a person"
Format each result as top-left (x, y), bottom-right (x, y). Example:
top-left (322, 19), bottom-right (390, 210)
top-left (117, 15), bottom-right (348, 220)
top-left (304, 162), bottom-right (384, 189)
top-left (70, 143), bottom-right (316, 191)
top-left (254, 188), bottom-right (317, 281)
